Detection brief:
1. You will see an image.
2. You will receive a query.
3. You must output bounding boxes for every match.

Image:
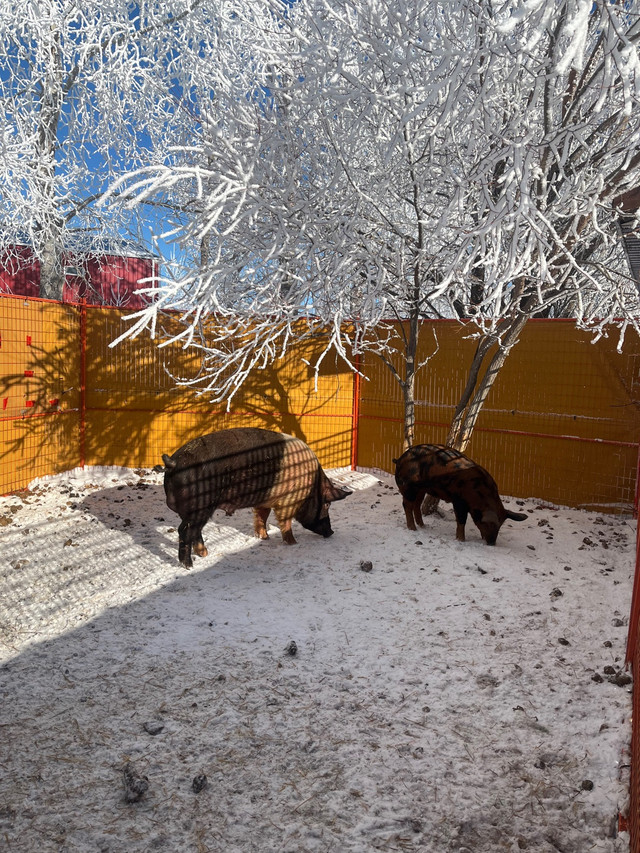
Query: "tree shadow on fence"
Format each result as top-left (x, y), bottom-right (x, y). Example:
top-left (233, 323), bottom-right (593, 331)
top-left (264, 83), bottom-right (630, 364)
top-left (0, 299), bottom-right (82, 492)
top-left (0, 298), bottom-right (355, 495)
top-left (81, 311), bottom-right (354, 473)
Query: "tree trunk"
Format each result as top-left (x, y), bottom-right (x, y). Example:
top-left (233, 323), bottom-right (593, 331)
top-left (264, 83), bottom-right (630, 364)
top-left (421, 309), bottom-right (530, 515)
top-left (401, 306), bottom-right (420, 450)
top-left (402, 369), bottom-right (416, 450)
top-left (446, 310), bottom-right (529, 452)
top-left (38, 232), bottom-right (65, 300)
top-left (34, 27), bottom-right (65, 301)
top-left (444, 334), bottom-right (495, 451)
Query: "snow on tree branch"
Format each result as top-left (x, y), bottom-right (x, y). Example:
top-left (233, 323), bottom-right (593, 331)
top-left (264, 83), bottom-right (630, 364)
top-left (0, 0), bottom-right (220, 298)
top-left (111, 0), bottom-right (640, 403)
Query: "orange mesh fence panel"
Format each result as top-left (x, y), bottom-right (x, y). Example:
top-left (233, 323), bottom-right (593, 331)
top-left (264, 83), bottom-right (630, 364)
top-left (1, 298), bottom-right (355, 494)
top-left (0, 295), bottom-right (81, 492)
top-left (2, 298), bottom-right (639, 514)
top-left (357, 319), bottom-right (640, 513)
top-left (82, 307), bottom-right (354, 474)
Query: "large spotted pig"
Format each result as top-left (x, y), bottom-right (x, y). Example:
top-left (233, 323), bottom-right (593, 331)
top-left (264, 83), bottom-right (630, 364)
top-left (162, 427), bottom-right (351, 567)
top-left (393, 444), bottom-right (527, 545)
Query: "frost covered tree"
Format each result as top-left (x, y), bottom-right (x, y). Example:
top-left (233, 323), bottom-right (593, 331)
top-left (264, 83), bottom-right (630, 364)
top-left (0, 0), bottom-right (212, 299)
top-left (435, 0), bottom-right (640, 452)
top-left (112, 0), bottom-right (483, 446)
top-left (113, 0), bottom-right (640, 450)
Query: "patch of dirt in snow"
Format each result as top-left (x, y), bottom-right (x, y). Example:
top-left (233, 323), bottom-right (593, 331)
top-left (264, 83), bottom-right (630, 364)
top-left (0, 466), bottom-right (633, 853)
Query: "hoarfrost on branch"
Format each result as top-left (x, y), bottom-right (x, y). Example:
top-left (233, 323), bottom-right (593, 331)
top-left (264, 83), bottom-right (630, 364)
top-left (110, 0), bottom-right (640, 407)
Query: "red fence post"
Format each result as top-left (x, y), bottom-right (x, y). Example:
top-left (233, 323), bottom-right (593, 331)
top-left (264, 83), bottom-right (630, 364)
top-left (626, 446), bottom-right (640, 665)
top-left (79, 298), bottom-right (87, 470)
top-left (629, 505), bottom-right (640, 853)
top-left (351, 354), bottom-right (361, 470)
top-left (627, 516), bottom-right (640, 666)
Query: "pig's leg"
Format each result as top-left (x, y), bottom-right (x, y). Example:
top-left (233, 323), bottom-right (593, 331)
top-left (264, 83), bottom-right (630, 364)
top-left (253, 507), bottom-right (271, 540)
top-left (192, 522), bottom-right (208, 557)
top-left (402, 498), bottom-right (417, 531)
top-left (452, 499), bottom-right (468, 542)
top-left (178, 520), bottom-right (193, 568)
top-left (178, 517), bottom-right (210, 567)
top-left (411, 492), bottom-right (425, 529)
top-left (274, 506), bottom-right (297, 545)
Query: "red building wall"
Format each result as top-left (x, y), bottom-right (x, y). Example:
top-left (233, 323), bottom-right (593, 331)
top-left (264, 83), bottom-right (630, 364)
top-left (0, 246), bottom-right (40, 298)
top-left (0, 245), bottom-right (156, 307)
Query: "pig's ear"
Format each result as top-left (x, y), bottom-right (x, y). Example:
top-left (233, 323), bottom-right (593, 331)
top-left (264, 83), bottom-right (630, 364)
top-left (162, 454), bottom-right (177, 469)
top-left (481, 510), bottom-right (500, 526)
top-left (325, 481), bottom-right (352, 503)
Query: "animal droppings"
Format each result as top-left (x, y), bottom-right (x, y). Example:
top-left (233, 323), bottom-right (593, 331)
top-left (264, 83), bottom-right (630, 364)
top-left (192, 774), bottom-right (208, 793)
top-left (122, 764), bottom-right (149, 803)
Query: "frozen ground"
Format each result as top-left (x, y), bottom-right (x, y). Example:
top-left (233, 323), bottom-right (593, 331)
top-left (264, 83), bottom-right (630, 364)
top-left (0, 465), bottom-right (634, 853)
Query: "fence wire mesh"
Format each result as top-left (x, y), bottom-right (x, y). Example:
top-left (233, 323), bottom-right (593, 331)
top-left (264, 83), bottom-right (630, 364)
top-left (2, 300), bottom-right (639, 511)
top-left (357, 320), bottom-right (640, 513)
top-left (0, 297), bottom-right (81, 492)
top-left (0, 297), bottom-right (355, 493)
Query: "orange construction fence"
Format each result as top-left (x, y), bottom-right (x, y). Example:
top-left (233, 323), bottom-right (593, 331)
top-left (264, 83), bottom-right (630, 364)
top-left (357, 319), bottom-right (640, 513)
top-left (1, 295), bottom-right (639, 514)
top-left (0, 296), bottom-right (355, 493)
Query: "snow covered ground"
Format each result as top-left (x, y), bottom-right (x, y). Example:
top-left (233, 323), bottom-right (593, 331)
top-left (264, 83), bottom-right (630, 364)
top-left (0, 464), bottom-right (634, 853)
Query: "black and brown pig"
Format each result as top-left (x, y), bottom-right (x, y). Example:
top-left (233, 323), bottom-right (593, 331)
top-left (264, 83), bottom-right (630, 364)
top-left (162, 427), bottom-right (351, 567)
top-left (393, 444), bottom-right (527, 545)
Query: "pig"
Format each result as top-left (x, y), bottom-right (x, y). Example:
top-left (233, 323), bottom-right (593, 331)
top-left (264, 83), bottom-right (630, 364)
top-left (162, 427), bottom-right (351, 567)
top-left (393, 443), bottom-right (527, 545)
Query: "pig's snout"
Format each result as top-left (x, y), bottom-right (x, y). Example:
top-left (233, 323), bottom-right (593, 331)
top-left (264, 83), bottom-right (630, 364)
top-left (309, 516), bottom-right (333, 538)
